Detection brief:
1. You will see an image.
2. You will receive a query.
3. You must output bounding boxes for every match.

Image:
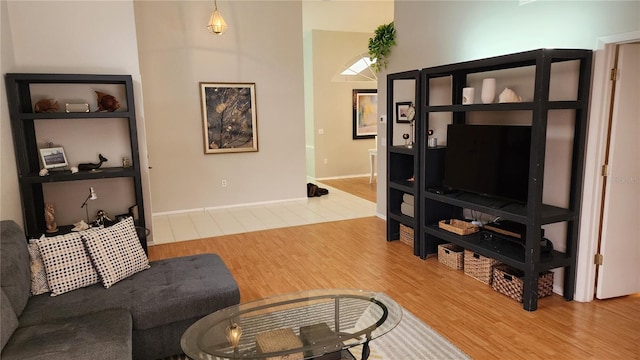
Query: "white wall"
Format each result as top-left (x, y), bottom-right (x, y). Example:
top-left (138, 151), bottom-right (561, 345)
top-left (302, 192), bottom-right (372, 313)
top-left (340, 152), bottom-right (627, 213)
top-left (134, 1), bottom-right (307, 213)
top-left (310, 30), bottom-right (376, 179)
top-left (1, 0), bottom-right (153, 238)
top-left (0, 0), bottom-right (21, 223)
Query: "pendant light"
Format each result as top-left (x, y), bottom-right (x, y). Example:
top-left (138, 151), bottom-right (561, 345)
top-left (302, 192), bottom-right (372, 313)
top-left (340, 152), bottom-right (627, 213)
top-left (207, 0), bottom-right (227, 35)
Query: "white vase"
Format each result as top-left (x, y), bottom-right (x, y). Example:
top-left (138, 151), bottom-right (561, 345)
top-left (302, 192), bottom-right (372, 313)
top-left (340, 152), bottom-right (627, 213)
top-left (481, 78), bottom-right (496, 104)
top-left (462, 87), bottom-right (475, 105)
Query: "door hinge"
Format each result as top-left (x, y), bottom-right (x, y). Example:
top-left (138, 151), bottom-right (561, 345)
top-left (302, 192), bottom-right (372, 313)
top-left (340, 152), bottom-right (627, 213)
top-left (594, 253), bottom-right (604, 266)
top-left (602, 164), bottom-right (610, 177)
top-left (610, 68), bottom-right (618, 81)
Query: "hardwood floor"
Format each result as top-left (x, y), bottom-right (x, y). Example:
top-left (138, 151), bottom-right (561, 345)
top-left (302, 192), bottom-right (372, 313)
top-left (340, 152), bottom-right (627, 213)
top-left (148, 217), bottom-right (639, 360)
top-left (318, 177), bottom-right (377, 203)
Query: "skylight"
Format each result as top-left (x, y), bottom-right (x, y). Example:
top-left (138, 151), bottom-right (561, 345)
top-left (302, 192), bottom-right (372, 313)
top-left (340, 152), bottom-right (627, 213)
top-left (341, 57), bottom-right (376, 76)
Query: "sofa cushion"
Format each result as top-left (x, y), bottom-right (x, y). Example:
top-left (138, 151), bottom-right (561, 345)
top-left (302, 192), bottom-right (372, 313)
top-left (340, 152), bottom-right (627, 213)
top-left (1, 309), bottom-right (132, 360)
top-left (20, 254), bottom-right (240, 331)
top-left (82, 217), bottom-right (150, 288)
top-left (27, 240), bottom-right (50, 295)
top-left (0, 221), bottom-right (32, 316)
top-left (36, 230), bottom-right (100, 296)
top-left (1, 289), bottom-right (19, 351)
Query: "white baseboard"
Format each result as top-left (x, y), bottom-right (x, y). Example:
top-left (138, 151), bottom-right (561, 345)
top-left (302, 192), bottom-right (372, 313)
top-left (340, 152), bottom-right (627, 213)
top-left (314, 174), bottom-right (373, 181)
top-left (152, 197), bottom-right (308, 217)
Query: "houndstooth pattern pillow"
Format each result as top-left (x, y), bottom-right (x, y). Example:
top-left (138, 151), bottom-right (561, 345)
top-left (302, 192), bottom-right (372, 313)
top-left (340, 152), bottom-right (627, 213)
top-left (36, 230), bottom-right (100, 296)
top-left (27, 238), bottom-right (50, 295)
top-left (82, 217), bottom-right (149, 288)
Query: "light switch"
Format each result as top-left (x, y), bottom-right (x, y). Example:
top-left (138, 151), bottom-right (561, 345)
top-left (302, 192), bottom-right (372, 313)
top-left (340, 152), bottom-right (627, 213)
top-left (380, 115), bottom-right (387, 123)
top-left (318, 129), bottom-right (324, 135)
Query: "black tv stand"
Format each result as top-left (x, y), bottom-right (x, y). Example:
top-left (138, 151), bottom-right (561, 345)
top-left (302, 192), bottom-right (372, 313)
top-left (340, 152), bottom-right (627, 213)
top-left (398, 48), bottom-right (592, 311)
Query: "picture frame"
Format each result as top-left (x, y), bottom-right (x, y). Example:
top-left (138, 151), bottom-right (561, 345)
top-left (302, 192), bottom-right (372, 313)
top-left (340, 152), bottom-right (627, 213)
top-left (352, 89), bottom-right (377, 139)
top-left (395, 101), bottom-right (413, 123)
top-left (200, 82), bottom-right (258, 154)
top-left (39, 147), bottom-right (68, 169)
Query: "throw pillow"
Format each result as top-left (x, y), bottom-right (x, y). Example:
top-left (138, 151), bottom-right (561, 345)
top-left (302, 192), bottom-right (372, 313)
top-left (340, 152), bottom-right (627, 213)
top-left (82, 217), bottom-right (149, 288)
top-left (36, 230), bottom-right (100, 296)
top-left (27, 237), bottom-right (50, 295)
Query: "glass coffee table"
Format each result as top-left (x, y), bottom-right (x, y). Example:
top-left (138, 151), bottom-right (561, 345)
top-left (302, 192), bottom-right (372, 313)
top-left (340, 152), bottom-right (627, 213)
top-left (181, 289), bottom-right (402, 360)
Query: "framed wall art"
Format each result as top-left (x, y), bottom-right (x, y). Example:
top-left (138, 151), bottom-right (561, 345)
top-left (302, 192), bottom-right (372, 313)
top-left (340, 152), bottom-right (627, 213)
top-left (39, 147), bottom-right (68, 169)
top-left (352, 89), bottom-right (377, 139)
top-left (200, 82), bottom-right (258, 154)
top-left (395, 101), bottom-right (413, 123)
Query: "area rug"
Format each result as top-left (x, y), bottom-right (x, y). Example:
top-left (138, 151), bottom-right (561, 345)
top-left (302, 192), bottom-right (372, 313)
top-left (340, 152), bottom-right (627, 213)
top-left (164, 307), bottom-right (470, 360)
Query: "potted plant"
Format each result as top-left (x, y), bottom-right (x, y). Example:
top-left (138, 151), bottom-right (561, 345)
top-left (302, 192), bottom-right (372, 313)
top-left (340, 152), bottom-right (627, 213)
top-left (368, 22), bottom-right (396, 73)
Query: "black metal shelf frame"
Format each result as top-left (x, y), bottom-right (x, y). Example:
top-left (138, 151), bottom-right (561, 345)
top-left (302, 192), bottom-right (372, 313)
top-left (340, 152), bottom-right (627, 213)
top-left (5, 73), bottom-right (147, 252)
top-left (387, 48), bottom-right (593, 311)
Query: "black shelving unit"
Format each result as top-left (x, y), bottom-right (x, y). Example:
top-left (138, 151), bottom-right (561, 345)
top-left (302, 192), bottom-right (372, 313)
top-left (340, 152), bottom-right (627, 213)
top-left (418, 49), bottom-right (592, 311)
top-left (386, 70), bottom-right (421, 256)
top-left (5, 73), bottom-right (147, 251)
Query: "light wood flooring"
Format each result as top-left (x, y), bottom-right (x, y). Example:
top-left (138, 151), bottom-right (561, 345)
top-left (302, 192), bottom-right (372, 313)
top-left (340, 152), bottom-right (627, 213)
top-left (319, 177), bottom-right (377, 203)
top-left (148, 216), bottom-right (639, 359)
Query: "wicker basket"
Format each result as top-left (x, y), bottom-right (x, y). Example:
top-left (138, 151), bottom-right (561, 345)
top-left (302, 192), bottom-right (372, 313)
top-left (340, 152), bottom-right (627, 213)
top-left (437, 243), bottom-right (464, 270)
top-left (255, 328), bottom-right (303, 360)
top-left (492, 265), bottom-right (554, 303)
top-left (463, 250), bottom-right (500, 284)
top-left (438, 219), bottom-right (479, 236)
top-left (399, 224), bottom-right (414, 247)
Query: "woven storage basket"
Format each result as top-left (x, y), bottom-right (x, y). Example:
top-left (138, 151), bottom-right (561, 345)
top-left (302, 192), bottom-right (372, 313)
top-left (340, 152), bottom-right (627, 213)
top-left (255, 328), bottom-right (303, 360)
top-left (492, 265), bottom-right (554, 303)
top-left (463, 250), bottom-right (500, 284)
top-left (399, 224), bottom-right (414, 247)
top-left (437, 243), bottom-right (464, 270)
top-left (438, 219), bottom-right (479, 235)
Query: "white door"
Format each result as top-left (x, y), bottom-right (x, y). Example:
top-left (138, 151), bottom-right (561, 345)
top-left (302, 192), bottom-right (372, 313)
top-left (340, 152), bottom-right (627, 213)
top-left (596, 43), bottom-right (640, 299)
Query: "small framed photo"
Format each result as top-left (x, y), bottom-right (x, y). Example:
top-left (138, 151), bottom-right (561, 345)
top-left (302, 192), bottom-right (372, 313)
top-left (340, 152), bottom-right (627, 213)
top-left (200, 82), bottom-right (258, 154)
top-left (352, 89), bottom-right (377, 139)
top-left (39, 147), bottom-right (68, 169)
top-left (395, 102), bottom-right (412, 123)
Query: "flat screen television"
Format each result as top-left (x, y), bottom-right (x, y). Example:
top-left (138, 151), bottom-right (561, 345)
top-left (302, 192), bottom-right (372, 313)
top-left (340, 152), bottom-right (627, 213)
top-left (443, 124), bottom-right (532, 203)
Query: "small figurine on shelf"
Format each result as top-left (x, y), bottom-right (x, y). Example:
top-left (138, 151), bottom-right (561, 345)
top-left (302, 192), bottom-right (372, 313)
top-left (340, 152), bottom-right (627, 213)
top-left (39, 168), bottom-right (49, 177)
top-left (95, 91), bottom-right (120, 112)
top-left (402, 133), bottom-right (410, 146)
top-left (94, 210), bottom-right (114, 227)
top-left (44, 203), bottom-right (58, 233)
top-left (34, 99), bottom-right (59, 113)
top-left (78, 154), bottom-right (108, 172)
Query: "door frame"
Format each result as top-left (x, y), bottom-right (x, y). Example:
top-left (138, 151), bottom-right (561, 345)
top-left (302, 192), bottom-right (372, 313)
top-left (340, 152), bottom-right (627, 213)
top-left (575, 30), bottom-right (640, 302)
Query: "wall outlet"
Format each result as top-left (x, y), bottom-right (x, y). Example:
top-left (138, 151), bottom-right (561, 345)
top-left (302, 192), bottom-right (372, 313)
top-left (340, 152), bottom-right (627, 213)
top-left (380, 115), bottom-right (387, 123)
top-left (323, 158), bottom-right (328, 164)
top-left (318, 128), bottom-right (324, 135)
top-left (221, 179), bottom-right (227, 187)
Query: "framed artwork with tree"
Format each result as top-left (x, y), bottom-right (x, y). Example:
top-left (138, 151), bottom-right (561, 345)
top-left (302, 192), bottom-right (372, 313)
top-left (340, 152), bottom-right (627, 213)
top-left (200, 82), bottom-right (258, 154)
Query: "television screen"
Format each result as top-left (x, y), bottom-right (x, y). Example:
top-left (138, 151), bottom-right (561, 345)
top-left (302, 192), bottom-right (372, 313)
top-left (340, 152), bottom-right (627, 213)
top-left (443, 124), bottom-right (531, 203)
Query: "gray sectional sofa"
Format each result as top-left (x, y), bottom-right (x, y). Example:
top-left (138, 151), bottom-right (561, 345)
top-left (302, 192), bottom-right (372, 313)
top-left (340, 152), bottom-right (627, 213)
top-left (0, 220), bottom-right (241, 360)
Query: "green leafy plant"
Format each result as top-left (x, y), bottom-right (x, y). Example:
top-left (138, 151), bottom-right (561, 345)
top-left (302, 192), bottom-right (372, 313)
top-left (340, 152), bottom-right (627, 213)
top-left (368, 22), bottom-right (396, 73)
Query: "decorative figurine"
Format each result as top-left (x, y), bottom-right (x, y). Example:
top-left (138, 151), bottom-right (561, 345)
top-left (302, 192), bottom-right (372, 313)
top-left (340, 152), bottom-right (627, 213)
top-left (498, 87), bottom-right (522, 103)
top-left (402, 133), bottom-right (410, 146)
top-left (70, 166), bottom-right (79, 174)
top-left (34, 99), bottom-right (59, 113)
top-left (39, 168), bottom-right (49, 176)
top-left (94, 210), bottom-right (114, 227)
top-left (95, 91), bottom-right (120, 112)
top-left (78, 154), bottom-right (108, 171)
top-left (72, 220), bottom-right (90, 232)
top-left (44, 203), bottom-right (58, 233)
